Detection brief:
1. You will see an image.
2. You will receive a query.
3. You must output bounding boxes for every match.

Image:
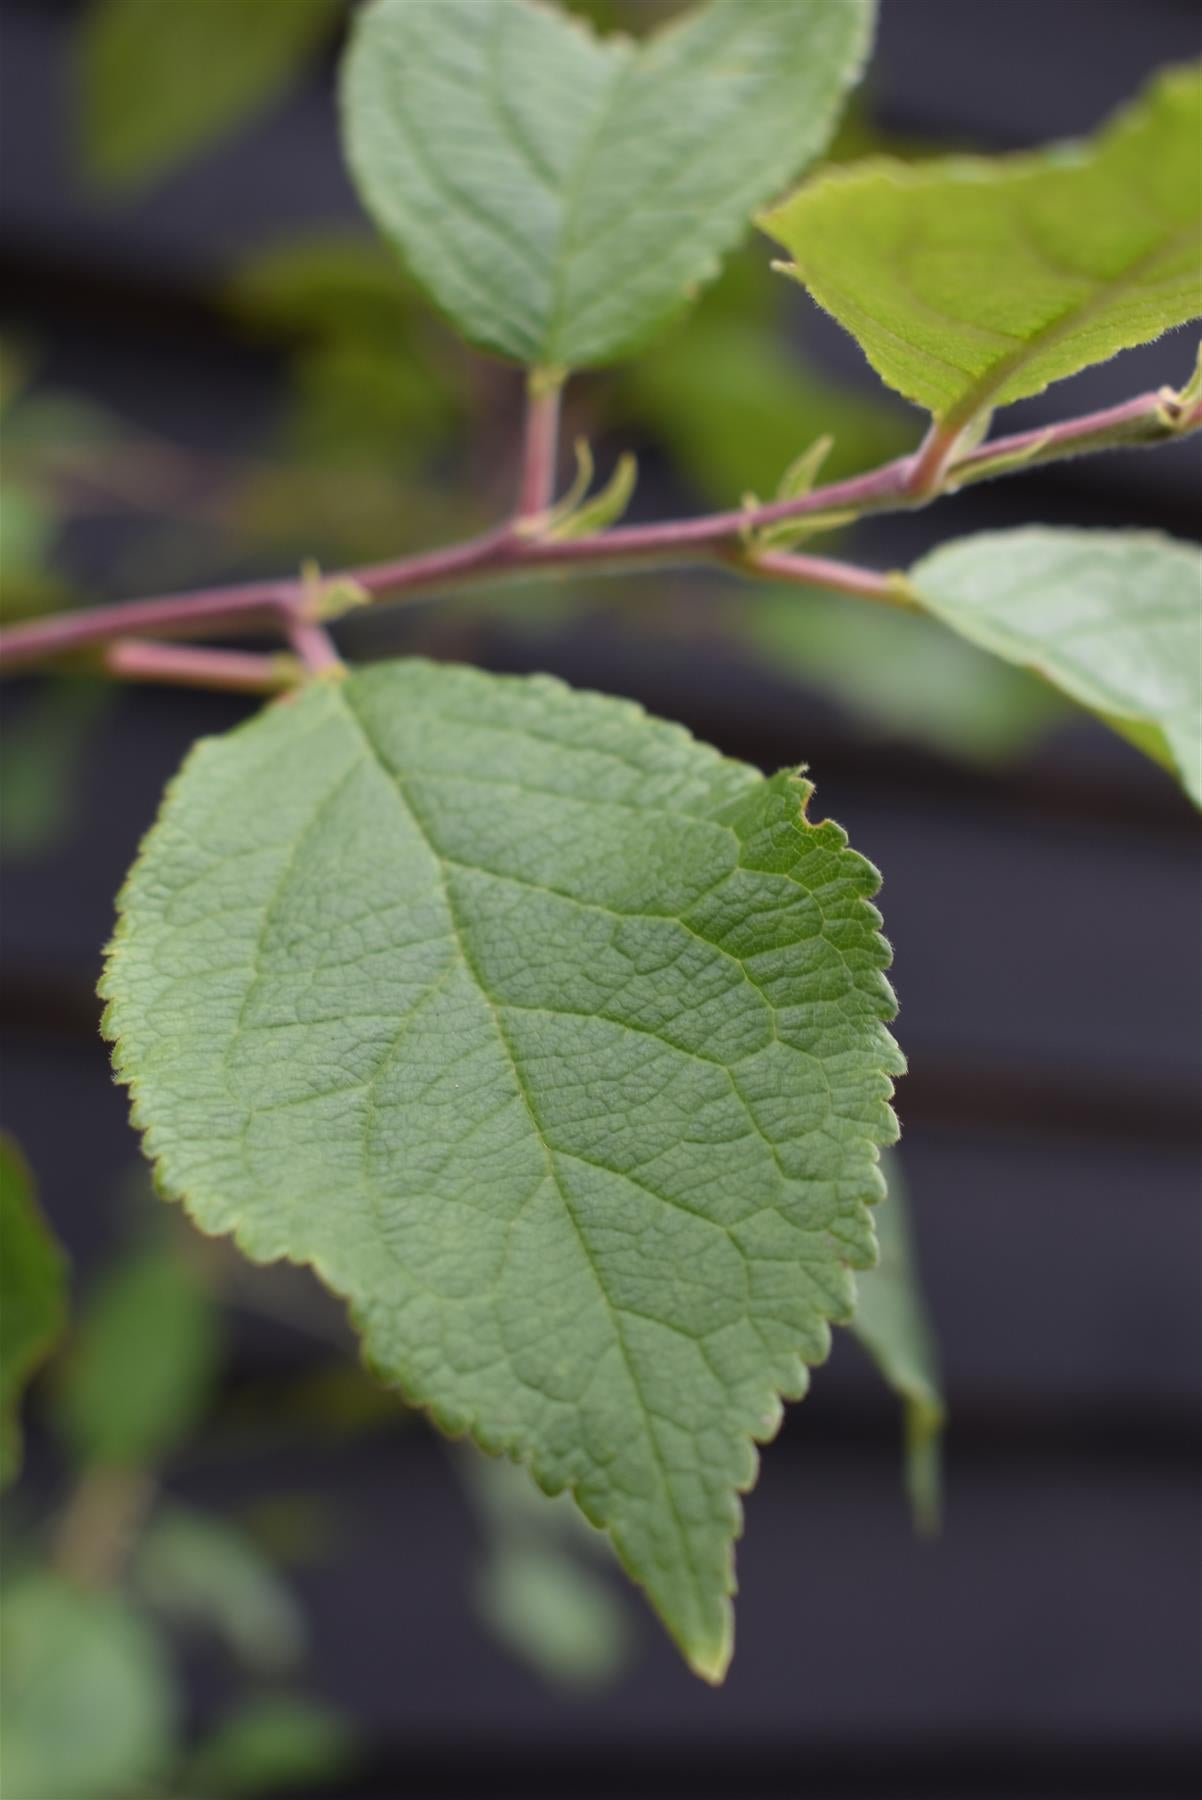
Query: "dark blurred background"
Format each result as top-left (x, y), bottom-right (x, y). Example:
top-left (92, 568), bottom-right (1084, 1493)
top-left (1, 2), bottom-right (1200, 1796)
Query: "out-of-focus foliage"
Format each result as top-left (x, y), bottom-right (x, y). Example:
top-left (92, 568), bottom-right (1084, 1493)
top-left (55, 1245), bottom-right (221, 1469)
top-left (77, 0), bottom-right (344, 191)
top-left (134, 1506), bottom-right (307, 1674)
top-left (0, 1137), bottom-right (67, 1485)
top-left (736, 587), bottom-right (1066, 765)
top-left (3, 1208), bottom-right (353, 1797)
top-left (0, 1572), bottom-right (175, 1800)
top-left (1, 680), bottom-right (110, 860)
top-left (183, 1695), bottom-right (354, 1798)
top-left (615, 250), bottom-right (910, 505)
top-left (849, 1152), bottom-right (945, 1532)
top-left (465, 1451), bottom-right (636, 1690)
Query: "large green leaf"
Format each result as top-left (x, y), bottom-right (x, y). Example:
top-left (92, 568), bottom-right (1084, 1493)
top-left (762, 64), bottom-right (1202, 428)
top-left (78, 0), bottom-right (342, 190)
top-left (0, 1137), bottom-right (68, 1486)
top-left (911, 528), bottom-right (1202, 805)
top-left (0, 1573), bottom-right (175, 1800)
top-left (847, 1151), bottom-right (943, 1532)
top-left (56, 1246), bottom-right (220, 1468)
top-left (101, 660), bottom-right (902, 1678)
top-left (341, 0), bottom-right (876, 367)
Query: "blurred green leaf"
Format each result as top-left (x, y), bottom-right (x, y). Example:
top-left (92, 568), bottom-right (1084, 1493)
top-left (226, 235), bottom-right (422, 346)
top-left (0, 1137), bottom-right (68, 1486)
top-left (284, 342), bottom-right (456, 468)
top-left (56, 1246), bottom-right (220, 1468)
top-left (228, 234), bottom-right (465, 473)
top-left (134, 1506), bottom-right (305, 1673)
top-left (464, 1452), bottom-right (635, 1690)
top-left (77, 0), bottom-right (343, 191)
top-left (849, 1152), bottom-right (945, 1532)
top-left (0, 484), bottom-right (72, 622)
top-left (617, 310), bottom-right (908, 507)
top-left (0, 1572), bottom-right (175, 1800)
top-left (736, 587), bottom-right (1065, 765)
top-left (1, 681), bottom-right (110, 862)
top-left (476, 1542), bottom-right (634, 1689)
top-left (186, 1695), bottom-right (352, 1798)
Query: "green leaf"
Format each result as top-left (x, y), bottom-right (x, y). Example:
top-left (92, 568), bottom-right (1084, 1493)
top-left (56, 1246), bottom-right (220, 1468)
top-left (78, 0), bottom-right (342, 191)
top-left (0, 1572), bottom-right (175, 1800)
top-left (101, 660), bottom-right (902, 1680)
top-left (134, 1506), bottom-right (306, 1673)
top-left (911, 528), bottom-right (1202, 803)
top-left (186, 1696), bottom-right (352, 1798)
top-left (0, 1137), bottom-right (68, 1486)
top-left (762, 64), bottom-right (1202, 428)
top-left (341, 0), bottom-right (876, 367)
top-left (847, 1151), bottom-right (943, 1533)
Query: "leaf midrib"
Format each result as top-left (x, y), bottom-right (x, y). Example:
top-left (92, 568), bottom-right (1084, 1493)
top-left (336, 683), bottom-right (713, 1644)
top-left (939, 215), bottom-right (1199, 427)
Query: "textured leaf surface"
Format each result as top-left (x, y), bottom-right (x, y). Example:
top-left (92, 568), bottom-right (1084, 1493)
top-left (0, 1573), bottom-right (175, 1800)
top-left (0, 1136), bottom-right (67, 1485)
top-left (56, 1247), bottom-right (220, 1468)
top-left (912, 529), bottom-right (1202, 804)
top-left (102, 660), bottom-right (902, 1677)
top-left (762, 65), bottom-right (1202, 425)
top-left (79, 0), bottom-right (341, 189)
top-left (341, 0), bottom-right (875, 367)
top-left (848, 1151), bottom-right (943, 1531)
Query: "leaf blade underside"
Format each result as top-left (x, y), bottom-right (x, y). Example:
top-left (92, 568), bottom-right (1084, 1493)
top-left (761, 63), bottom-right (1202, 426)
top-left (341, 0), bottom-right (877, 367)
top-left (911, 528), bottom-right (1202, 805)
top-left (101, 661), bottom-right (902, 1678)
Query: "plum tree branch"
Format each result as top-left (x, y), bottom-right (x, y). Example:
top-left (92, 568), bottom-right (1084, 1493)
top-left (1, 379), bottom-right (1196, 681)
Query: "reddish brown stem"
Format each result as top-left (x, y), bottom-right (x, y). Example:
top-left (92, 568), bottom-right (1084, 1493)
top-left (730, 546), bottom-right (912, 606)
top-left (283, 614), bottom-right (344, 676)
top-left (1, 382), bottom-right (1195, 681)
top-left (515, 373), bottom-right (563, 520)
top-left (102, 640), bottom-right (300, 693)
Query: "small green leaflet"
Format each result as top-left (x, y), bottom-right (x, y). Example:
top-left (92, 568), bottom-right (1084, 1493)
top-left (0, 1136), bottom-right (67, 1486)
top-left (762, 64), bottom-right (1202, 429)
top-left (78, 0), bottom-right (341, 190)
top-left (102, 660), bottom-right (903, 1679)
top-left (911, 529), bottom-right (1202, 805)
top-left (341, 0), bottom-right (876, 368)
top-left (847, 1151), bottom-right (944, 1533)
